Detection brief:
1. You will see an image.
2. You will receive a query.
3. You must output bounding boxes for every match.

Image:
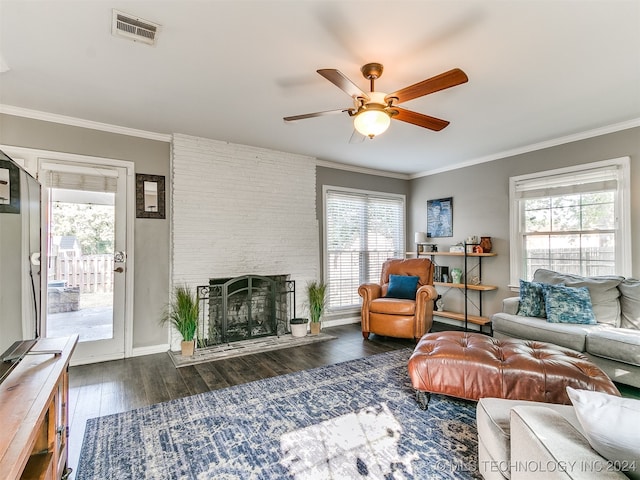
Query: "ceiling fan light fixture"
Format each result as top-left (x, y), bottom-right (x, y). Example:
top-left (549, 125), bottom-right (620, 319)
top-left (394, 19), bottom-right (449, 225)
top-left (284, 64), bottom-right (468, 137)
top-left (353, 104), bottom-right (391, 139)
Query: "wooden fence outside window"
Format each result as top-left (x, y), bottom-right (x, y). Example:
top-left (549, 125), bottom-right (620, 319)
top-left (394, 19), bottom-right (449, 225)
top-left (48, 252), bottom-right (114, 293)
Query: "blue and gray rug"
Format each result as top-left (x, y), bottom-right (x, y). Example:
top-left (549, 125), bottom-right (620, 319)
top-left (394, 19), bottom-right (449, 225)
top-left (76, 349), bottom-right (481, 479)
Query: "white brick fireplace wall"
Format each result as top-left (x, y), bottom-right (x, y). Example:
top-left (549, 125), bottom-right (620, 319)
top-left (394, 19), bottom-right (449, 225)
top-left (171, 134), bottom-right (319, 346)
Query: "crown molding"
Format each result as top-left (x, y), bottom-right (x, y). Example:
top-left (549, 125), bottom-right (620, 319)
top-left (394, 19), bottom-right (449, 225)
top-left (315, 159), bottom-right (410, 180)
top-left (0, 104), bottom-right (405, 178)
top-left (0, 104), bottom-right (172, 142)
top-left (4, 104), bottom-right (636, 180)
top-left (410, 117), bottom-right (640, 179)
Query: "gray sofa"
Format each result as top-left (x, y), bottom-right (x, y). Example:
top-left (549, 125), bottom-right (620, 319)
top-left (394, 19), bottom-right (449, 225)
top-left (492, 269), bottom-right (640, 388)
top-left (477, 396), bottom-right (635, 480)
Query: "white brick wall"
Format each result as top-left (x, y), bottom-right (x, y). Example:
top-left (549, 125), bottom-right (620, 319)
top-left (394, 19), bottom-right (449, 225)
top-left (171, 134), bottom-right (319, 322)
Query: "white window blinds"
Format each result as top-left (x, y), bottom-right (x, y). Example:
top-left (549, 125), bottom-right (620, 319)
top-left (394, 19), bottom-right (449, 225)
top-left (325, 187), bottom-right (405, 309)
top-left (42, 162), bottom-right (118, 193)
top-left (509, 158), bottom-right (631, 283)
top-left (512, 164), bottom-right (621, 200)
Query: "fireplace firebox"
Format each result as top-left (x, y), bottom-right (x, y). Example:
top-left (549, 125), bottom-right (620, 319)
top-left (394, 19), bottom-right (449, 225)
top-left (197, 275), bottom-right (295, 346)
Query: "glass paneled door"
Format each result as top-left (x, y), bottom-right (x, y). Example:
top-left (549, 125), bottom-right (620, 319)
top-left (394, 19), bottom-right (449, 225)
top-left (41, 161), bottom-right (129, 364)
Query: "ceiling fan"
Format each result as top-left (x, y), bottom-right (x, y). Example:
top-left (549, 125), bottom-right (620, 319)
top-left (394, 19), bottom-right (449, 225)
top-left (284, 63), bottom-right (468, 139)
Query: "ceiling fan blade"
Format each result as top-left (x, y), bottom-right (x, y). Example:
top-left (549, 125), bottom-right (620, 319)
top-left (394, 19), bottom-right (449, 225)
top-left (393, 107), bottom-right (450, 131)
top-left (386, 68), bottom-right (468, 104)
top-left (283, 108), bottom-right (349, 122)
top-left (317, 69), bottom-right (369, 100)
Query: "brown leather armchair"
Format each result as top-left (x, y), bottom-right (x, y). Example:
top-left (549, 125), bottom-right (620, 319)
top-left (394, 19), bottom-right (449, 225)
top-left (358, 258), bottom-right (438, 341)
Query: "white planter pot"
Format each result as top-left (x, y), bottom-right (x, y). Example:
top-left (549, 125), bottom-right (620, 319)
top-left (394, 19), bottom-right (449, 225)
top-left (290, 323), bottom-right (308, 338)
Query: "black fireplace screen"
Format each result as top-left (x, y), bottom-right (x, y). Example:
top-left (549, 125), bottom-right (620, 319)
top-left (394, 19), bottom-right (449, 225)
top-left (197, 275), bottom-right (295, 346)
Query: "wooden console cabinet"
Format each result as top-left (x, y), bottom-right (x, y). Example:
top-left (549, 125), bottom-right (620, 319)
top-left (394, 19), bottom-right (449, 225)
top-left (0, 336), bottom-right (78, 480)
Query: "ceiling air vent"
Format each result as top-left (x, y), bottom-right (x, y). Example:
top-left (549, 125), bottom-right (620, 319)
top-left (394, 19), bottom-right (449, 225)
top-left (112, 10), bottom-right (159, 45)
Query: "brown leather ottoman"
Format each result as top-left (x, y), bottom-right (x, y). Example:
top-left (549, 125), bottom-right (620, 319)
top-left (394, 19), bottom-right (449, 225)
top-left (407, 331), bottom-right (619, 409)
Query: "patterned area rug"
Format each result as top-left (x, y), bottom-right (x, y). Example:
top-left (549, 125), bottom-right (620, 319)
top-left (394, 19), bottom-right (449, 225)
top-left (76, 349), bottom-right (481, 479)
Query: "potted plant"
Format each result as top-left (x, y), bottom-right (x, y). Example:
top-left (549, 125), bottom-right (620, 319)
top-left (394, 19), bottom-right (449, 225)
top-left (161, 284), bottom-right (199, 356)
top-left (307, 280), bottom-right (327, 335)
top-left (290, 317), bottom-right (308, 338)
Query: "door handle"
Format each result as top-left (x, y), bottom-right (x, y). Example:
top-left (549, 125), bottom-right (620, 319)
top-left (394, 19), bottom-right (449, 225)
top-left (114, 267), bottom-right (124, 273)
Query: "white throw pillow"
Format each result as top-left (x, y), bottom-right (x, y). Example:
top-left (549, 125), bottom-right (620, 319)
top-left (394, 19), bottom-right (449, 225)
top-left (566, 387), bottom-right (640, 479)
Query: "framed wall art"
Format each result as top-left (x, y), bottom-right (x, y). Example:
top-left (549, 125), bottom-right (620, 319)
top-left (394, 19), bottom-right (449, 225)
top-left (427, 197), bottom-right (453, 238)
top-left (0, 158), bottom-right (21, 214)
top-left (136, 174), bottom-right (165, 219)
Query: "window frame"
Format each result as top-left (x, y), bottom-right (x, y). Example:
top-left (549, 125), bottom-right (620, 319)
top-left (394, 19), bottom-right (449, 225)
top-left (509, 157), bottom-right (631, 286)
top-left (323, 185), bottom-right (406, 312)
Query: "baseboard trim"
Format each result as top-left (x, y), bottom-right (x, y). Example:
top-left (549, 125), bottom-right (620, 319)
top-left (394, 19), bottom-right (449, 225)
top-left (322, 316), bottom-right (360, 328)
top-left (70, 352), bottom-right (125, 367)
top-left (132, 344), bottom-right (170, 357)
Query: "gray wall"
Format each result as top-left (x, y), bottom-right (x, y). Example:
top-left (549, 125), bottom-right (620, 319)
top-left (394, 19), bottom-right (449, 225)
top-left (0, 114), bottom-right (171, 349)
top-left (316, 166), bottom-right (410, 280)
top-left (409, 126), bottom-right (640, 318)
top-left (3, 112), bottom-right (636, 340)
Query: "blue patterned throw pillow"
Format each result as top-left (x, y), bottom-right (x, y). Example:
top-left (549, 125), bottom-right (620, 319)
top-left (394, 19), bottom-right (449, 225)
top-left (542, 284), bottom-right (597, 324)
top-left (517, 279), bottom-right (547, 318)
top-left (386, 275), bottom-right (420, 300)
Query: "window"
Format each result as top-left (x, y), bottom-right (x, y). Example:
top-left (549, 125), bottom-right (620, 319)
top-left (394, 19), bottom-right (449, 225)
top-left (324, 186), bottom-right (405, 310)
top-left (509, 157), bottom-right (631, 284)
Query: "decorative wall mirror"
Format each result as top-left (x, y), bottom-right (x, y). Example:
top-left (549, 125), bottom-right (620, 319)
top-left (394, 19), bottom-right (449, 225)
top-left (0, 159), bottom-right (20, 214)
top-left (136, 174), bottom-right (165, 219)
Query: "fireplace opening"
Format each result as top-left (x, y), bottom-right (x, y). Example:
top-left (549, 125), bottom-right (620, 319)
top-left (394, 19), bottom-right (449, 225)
top-left (197, 275), bottom-right (295, 346)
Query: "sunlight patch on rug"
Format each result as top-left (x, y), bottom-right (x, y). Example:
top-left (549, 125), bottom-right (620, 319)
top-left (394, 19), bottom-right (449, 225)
top-left (280, 402), bottom-right (417, 478)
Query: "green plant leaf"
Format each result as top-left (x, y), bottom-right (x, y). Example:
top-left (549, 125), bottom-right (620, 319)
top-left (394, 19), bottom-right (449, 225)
top-left (161, 284), bottom-right (199, 341)
top-left (307, 280), bottom-right (327, 323)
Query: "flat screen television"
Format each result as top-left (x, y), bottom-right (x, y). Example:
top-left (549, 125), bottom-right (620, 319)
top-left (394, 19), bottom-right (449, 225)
top-left (0, 148), bottom-right (41, 384)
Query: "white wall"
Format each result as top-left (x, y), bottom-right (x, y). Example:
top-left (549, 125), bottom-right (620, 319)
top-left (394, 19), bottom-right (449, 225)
top-left (171, 134), bottom-right (320, 329)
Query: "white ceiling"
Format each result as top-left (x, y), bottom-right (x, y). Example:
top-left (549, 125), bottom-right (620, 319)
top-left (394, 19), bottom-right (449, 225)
top-left (1, 1), bottom-right (639, 176)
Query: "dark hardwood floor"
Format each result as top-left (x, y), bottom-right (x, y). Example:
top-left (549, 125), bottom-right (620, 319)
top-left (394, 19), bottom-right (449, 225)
top-left (66, 322), bottom-right (432, 477)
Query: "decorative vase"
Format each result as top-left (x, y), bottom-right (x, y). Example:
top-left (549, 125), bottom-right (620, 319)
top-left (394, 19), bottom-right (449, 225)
top-left (480, 236), bottom-right (492, 253)
top-left (451, 268), bottom-right (463, 284)
top-left (310, 322), bottom-right (321, 335)
top-left (181, 340), bottom-right (195, 356)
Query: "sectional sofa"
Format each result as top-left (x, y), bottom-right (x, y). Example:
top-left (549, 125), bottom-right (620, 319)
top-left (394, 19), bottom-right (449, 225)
top-left (491, 269), bottom-right (640, 388)
top-left (477, 390), bottom-right (640, 480)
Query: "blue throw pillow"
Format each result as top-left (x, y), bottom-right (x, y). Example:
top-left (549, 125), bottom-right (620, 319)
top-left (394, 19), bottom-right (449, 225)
top-left (386, 275), bottom-right (420, 300)
top-left (517, 279), bottom-right (547, 318)
top-left (542, 284), bottom-right (597, 324)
